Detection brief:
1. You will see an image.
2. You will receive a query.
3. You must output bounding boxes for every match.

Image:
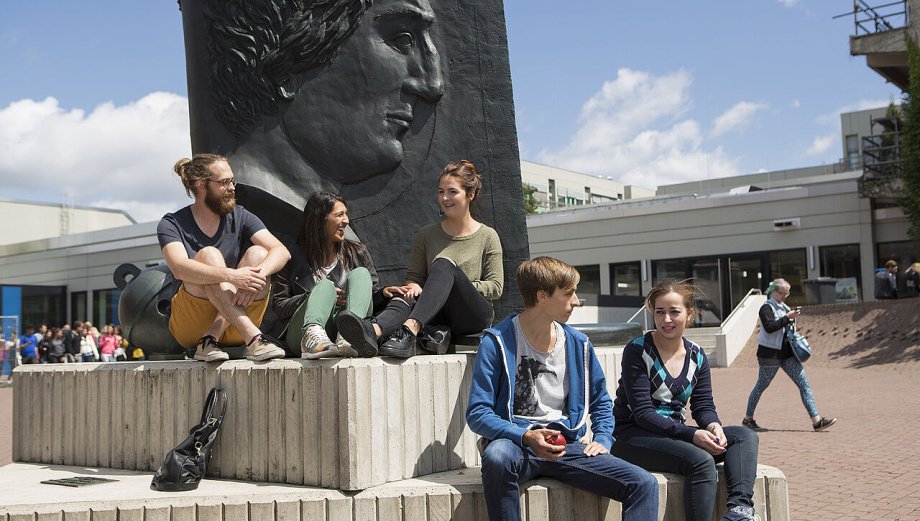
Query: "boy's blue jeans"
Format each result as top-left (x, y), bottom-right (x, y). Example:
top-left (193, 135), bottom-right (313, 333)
top-left (481, 438), bottom-right (659, 521)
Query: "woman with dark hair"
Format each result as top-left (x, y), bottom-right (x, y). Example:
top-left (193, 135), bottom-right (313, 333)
top-left (271, 192), bottom-right (386, 358)
top-left (336, 160), bottom-right (504, 359)
top-left (612, 280), bottom-right (760, 521)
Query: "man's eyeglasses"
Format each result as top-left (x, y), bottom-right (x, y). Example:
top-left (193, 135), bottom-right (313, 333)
top-left (208, 178), bottom-right (236, 187)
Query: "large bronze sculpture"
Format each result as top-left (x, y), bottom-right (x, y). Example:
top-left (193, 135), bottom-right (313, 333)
top-left (121, 0), bottom-right (528, 357)
top-left (179, 0), bottom-right (528, 318)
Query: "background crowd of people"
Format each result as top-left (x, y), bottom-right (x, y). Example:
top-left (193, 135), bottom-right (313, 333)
top-left (0, 321), bottom-right (145, 383)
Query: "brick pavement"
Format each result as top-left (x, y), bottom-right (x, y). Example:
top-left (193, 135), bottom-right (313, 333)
top-left (0, 299), bottom-right (917, 519)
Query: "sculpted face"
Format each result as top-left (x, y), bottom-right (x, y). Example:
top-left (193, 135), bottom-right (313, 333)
top-left (281, 0), bottom-right (445, 185)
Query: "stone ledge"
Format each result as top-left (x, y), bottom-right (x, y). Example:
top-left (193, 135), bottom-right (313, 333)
top-left (12, 350), bottom-right (625, 491)
top-left (0, 462), bottom-right (789, 521)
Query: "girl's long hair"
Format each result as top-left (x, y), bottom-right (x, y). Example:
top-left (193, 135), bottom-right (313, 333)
top-left (296, 192), bottom-right (362, 276)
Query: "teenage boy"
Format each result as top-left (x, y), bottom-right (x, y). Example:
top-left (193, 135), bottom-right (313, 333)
top-left (466, 256), bottom-right (658, 521)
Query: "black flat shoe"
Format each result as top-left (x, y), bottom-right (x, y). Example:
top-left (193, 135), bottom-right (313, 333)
top-left (334, 310), bottom-right (379, 358)
top-left (378, 325), bottom-right (417, 359)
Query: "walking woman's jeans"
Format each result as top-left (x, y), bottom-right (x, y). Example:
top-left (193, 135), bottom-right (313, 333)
top-left (745, 356), bottom-right (819, 418)
top-left (613, 425), bottom-right (759, 521)
top-left (481, 438), bottom-right (658, 521)
top-left (285, 268), bottom-right (373, 350)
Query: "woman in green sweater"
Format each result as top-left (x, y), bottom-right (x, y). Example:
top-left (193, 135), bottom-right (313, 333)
top-left (336, 160), bottom-right (504, 358)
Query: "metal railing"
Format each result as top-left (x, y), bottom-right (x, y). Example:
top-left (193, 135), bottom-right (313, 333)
top-left (835, 0), bottom-right (908, 36)
top-left (717, 289), bottom-right (762, 334)
top-left (862, 132), bottom-right (903, 177)
top-left (626, 289), bottom-right (763, 333)
top-left (626, 305), bottom-right (650, 331)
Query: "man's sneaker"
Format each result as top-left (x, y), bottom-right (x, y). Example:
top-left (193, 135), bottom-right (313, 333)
top-left (246, 334), bottom-right (286, 361)
top-left (813, 417), bottom-right (837, 432)
top-left (194, 335), bottom-right (229, 362)
top-left (378, 325), bottom-right (417, 359)
top-left (301, 324), bottom-right (336, 359)
top-left (335, 310), bottom-right (379, 357)
top-left (742, 417), bottom-right (765, 431)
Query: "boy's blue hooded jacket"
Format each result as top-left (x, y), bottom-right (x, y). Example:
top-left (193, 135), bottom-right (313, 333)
top-left (465, 313), bottom-right (615, 450)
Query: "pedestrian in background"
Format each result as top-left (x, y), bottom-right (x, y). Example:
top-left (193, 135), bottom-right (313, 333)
top-left (874, 260), bottom-right (898, 300)
top-left (743, 278), bottom-right (837, 432)
top-left (897, 262), bottom-right (919, 298)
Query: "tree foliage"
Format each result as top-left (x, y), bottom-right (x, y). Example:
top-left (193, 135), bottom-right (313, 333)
top-left (902, 36), bottom-right (920, 254)
top-left (522, 183), bottom-right (540, 214)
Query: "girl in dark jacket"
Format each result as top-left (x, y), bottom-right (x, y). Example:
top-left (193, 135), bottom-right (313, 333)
top-left (271, 192), bottom-right (391, 358)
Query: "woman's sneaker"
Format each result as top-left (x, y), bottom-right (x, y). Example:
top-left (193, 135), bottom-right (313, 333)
top-left (813, 417), bottom-right (838, 432)
top-left (335, 310), bottom-right (379, 357)
top-left (301, 325), bottom-right (335, 359)
top-left (742, 417), bottom-right (765, 431)
top-left (334, 334), bottom-right (358, 358)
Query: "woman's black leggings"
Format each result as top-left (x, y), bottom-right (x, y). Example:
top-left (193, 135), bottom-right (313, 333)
top-left (375, 258), bottom-right (493, 337)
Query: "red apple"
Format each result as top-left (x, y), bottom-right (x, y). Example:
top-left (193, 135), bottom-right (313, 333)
top-left (548, 434), bottom-right (567, 447)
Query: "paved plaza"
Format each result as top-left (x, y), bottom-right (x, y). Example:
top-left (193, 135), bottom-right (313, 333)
top-left (1, 300), bottom-right (917, 519)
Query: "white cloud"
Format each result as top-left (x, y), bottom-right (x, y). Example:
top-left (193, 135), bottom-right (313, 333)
top-left (778, 0), bottom-right (799, 6)
top-left (537, 68), bottom-right (740, 188)
top-left (791, 99), bottom-right (800, 109)
top-left (0, 93), bottom-right (192, 222)
top-left (806, 134), bottom-right (836, 156)
top-left (710, 101), bottom-right (767, 137)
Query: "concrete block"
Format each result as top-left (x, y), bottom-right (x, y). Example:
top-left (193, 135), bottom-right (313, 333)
top-left (275, 500), bottom-right (301, 521)
top-left (196, 504), bottom-right (223, 521)
top-left (88, 511), bottom-right (116, 521)
top-left (169, 505), bottom-right (196, 521)
top-left (142, 507), bottom-right (168, 521)
top-left (14, 349), bottom-right (633, 491)
top-left (248, 502), bottom-right (274, 521)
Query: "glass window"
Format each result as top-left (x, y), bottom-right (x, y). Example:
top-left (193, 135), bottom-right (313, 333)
top-left (93, 288), bottom-right (122, 326)
top-left (769, 249), bottom-right (807, 307)
top-left (846, 134), bottom-right (860, 169)
top-left (877, 241), bottom-right (916, 270)
top-left (653, 259), bottom-right (687, 284)
top-left (820, 244), bottom-right (860, 279)
top-left (574, 265), bottom-right (601, 294)
top-left (71, 291), bottom-right (88, 323)
top-left (548, 179), bottom-right (556, 204)
top-left (19, 285), bottom-right (66, 330)
top-left (610, 262), bottom-right (641, 296)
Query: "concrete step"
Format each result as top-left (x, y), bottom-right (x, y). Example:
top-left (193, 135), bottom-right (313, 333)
top-left (13, 351), bottom-right (626, 491)
top-left (0, 462), bottom-right (789, 521)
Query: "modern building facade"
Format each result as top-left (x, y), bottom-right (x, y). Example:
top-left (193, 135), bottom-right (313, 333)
top-left (0, 103), bottom-right (914, 332)
top-left (520, 160), bottom-right (655, 212)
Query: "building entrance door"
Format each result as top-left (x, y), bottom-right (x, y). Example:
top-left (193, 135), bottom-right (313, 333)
top-left (690, 258), bottom-right (723, 327)
top-left (727, 257), bottom-right (763, 311)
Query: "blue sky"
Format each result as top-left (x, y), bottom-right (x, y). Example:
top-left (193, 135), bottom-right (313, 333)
top-left (0, 0), bottom-right (903, 221)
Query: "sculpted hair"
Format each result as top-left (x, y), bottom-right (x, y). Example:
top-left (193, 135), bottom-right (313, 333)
top-left (173, 154), bottom-right (227, 197)
top-left (203, 0), bottom-right (372, 138)
top-left (764, 278), bottom-right (790, 299)
top-left (645, 279), bottom-right (699, 319)
top-left (296, 192), bottom-right (362, 275)
top-left (517, 256), bottom-right (580, 308)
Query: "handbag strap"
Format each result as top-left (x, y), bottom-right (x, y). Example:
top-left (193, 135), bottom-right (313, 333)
top-left (197, 387), bottom-right (228, 435)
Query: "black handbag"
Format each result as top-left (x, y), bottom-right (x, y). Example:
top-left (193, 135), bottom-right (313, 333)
top-left (151, 387), bottom-right (228, 491)
top-left (417, 324), bottom-right (452, 355)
